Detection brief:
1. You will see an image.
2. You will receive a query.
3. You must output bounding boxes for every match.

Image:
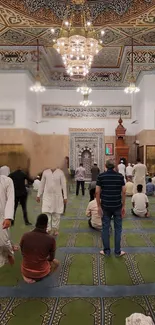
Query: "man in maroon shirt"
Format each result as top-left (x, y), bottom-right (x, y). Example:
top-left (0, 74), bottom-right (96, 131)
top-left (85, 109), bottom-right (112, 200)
top-left (20, 214), bottom-right (59, 283)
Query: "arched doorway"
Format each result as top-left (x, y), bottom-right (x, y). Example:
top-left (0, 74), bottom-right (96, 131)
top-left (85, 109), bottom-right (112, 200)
top-left (81, 149), bottom-right (92, 179)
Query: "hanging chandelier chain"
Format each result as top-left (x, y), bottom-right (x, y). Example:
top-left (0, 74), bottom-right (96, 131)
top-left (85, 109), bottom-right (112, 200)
top-left (131, 37), bottom-right (134, 74)
top-left (37, 38), bottom-right (39, 73)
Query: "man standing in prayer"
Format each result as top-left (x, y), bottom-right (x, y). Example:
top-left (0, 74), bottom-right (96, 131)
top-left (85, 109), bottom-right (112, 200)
top-left (118, 160), bottom-right (126, 179)
top-left (9, 167), bottom-right (32, 226)
top-left (37, 167), bottom-right (67, 236)
top-left (75, 163), bottom-right (86, 196)
top-left (0, 175), bottom-right (15, 267)
top-left (96, 159), bottom-right (126, 257)
top-left (126, 163), bottom-right (133, 178)
top-left (132, 158), bottom-right (147, 194)
top-left (20, 214), bottom-right (59, 283)
top-left (91, 162), bottom-right (100, 182)
top-left (152, 174), bottom-right (155, 185)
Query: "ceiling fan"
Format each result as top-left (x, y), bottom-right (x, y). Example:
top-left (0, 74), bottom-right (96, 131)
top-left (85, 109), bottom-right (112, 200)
top-left (131, 119), bottom-right (138, 124)
top-left (31, 120), bottom-right (48, 124)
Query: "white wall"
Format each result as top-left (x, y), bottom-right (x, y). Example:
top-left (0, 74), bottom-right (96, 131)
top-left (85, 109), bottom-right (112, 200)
top-left (0, 72), bottom-right (27, 128)
top-left (3, 72), bottom-right (155, 136)
top-left (37, 89), bottom-right (134, 135)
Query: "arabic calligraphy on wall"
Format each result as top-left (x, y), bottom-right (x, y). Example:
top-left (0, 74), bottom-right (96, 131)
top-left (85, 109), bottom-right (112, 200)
top-left (42, 105), bottom-right (131, 119)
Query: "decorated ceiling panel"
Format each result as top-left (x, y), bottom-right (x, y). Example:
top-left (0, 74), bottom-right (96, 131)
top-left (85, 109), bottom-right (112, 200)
top-left (0, 1), bottom-right (154, 87)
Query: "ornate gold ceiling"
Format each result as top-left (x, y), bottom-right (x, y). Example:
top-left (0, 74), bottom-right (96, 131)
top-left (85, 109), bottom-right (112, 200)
top-left (0, 0), bottom-right (155, 88)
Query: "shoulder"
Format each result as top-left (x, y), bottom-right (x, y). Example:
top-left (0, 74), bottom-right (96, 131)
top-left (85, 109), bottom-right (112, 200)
top-left (47, 234), bottom-right (56, 245)
top-left (0, 175), bottom-right (13, 186)
top-left (21, 231), bottom-right (30, 241)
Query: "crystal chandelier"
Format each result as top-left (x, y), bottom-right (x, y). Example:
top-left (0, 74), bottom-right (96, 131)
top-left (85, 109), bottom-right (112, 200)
top-left (77, 85), bottom-right (92, 95)
top-left (80, 94), bottom-right (92, 106)
top-left (53, 1), bottom-right (102, 79)
top-left (30, 39), bottom-right (45, 93)
top-left (124, 38), bottom-right (140, 94)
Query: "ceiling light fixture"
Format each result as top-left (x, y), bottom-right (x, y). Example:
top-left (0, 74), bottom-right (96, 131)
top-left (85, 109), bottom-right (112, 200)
top-left (30, 39), bottom-right (46, 93)
top-left (77, 85), bottom-right (92, 95)
top-left (53, 1), bottom-right (102, 79)
top-left (80, 93), bottom-right (92, 106)
top-left (124, 38), bottom-right (140, 94)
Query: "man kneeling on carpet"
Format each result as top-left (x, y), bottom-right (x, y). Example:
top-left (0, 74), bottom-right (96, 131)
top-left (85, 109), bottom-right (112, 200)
top-left (20, 214), bottom-right (59, 283)
top-left (131, 184), bottom-right (149, 218)
top-left (86, 188), bottom-right (102, 230)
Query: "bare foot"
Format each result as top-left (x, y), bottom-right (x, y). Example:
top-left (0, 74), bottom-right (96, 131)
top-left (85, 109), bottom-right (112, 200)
top-left (117, 251), bottom-right (126, 257)
top-left (100, 250), bottom-right (105, 255)
top-left (23, 275), bottom-right (36, 284)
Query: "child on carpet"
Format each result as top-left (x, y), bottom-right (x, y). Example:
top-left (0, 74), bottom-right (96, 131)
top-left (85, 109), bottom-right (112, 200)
top-left (86, 188), bottom-right (102, 230)
top-left (131, 184), bottom-right (149, 218)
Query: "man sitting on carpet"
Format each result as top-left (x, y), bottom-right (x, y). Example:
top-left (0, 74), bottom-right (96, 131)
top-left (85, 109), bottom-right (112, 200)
top-left (146, 178), bottom-right (155, 196)
top-left (125, 177), bottom-right (134, 196)
top-left (20, 214), bottom-right (59, 283)
top-left (131, 184), bottom-right (149, 218)
top-left (86, 188), bottom-right (102, 230)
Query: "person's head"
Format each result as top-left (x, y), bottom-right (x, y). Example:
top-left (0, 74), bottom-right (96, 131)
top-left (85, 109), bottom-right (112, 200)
top-left (37, 175), bottom-right (40, 180)
top-left (80, 163), bottom-right (83, 167)
top-left (137, 184), bottom-right (143, 193)
top-left (127, 176), bottom-right (132, 182)
top-left (106, 159), bottom-right (115, 170)
top-left (128, 163), bottom-right (131, 166)
top-left (148, 178), bottom-right (152, 183)
top-left (94, 162), bottom-right (97, 166)
top-left (137, 158), bottom-right (141, 163)
top-left (90, 187), bottom-right (96, 199)
top-left (120, 160), bottom-right (124, 164)
top-left (35, 214), bottom-right (48, 230)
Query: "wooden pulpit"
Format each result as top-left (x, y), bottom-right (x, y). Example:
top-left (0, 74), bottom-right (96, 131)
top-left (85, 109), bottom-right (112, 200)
top-left (115, 117), bottom-right (129, 165)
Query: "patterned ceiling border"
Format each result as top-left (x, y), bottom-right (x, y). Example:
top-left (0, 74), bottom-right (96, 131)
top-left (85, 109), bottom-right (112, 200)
top-left (1, 0), bottom-right (154, 26)
top-left (42, 105), bottom-right (131, 119)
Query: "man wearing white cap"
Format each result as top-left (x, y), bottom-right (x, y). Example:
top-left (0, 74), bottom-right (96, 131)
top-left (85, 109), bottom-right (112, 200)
top-left (0, 166), bottom-right (10, 177)
top-left (118, 160), bottom-right (126, 179)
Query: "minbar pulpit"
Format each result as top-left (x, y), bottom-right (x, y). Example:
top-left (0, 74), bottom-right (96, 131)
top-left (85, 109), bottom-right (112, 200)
top-left (115, 117), bottom-right (129, 165)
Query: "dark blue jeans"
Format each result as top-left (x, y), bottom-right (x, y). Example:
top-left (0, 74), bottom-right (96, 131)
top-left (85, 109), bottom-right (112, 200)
top-left (101, 208), bottom-right (122, 256)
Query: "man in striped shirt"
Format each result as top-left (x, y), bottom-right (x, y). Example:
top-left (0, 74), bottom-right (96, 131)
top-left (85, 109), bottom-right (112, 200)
top-left (96, 159), bottom-right (126, 257)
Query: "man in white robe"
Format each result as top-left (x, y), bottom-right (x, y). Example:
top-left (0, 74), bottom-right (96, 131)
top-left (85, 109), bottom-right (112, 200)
top-left (0, 175), bottom-right (15, 267)
top-left (37, 168), bottom-right (67, 235)
top-left (118, 160), bottom-right (126, 181)
top-left (132, 158), bottom-right (147, 194)
top-left (126, 163), bottom-right (133, 177)
top-left (0, 165), bottom-right (10, 176)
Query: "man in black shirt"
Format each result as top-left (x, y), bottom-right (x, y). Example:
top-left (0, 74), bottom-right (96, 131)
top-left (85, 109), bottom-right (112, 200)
top-left (9, 168), bottom-right (32, 226)
top-left (96, 159), bottom-right (126, 257)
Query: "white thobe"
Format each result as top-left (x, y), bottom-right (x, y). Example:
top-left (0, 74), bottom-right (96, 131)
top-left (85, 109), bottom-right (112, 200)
top-left (132, 163), bottom-right (147, 194)
top-left (0, 176), bottom-right (14, 267)
top-left (38, 169), bottom-right (67, 214)
top-left (126, 313), bottom-right (154, 325)
top-left (118, 163), bottom-right (126, 177)
top-left (0, 166), bottom-right (10, 176)
top-left (33, 179), bottom-right (41, 191)
top-left (126, 166), bottom-right (133, 176)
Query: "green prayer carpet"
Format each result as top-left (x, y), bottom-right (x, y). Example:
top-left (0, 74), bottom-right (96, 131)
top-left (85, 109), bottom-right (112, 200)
top-left (0, 191), bottom-right (155, 324)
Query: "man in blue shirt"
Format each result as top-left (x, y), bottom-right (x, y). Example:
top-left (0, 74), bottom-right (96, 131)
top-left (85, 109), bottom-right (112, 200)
top-left (146, 178), bottom-right (155, 196)
top-left (96, 159), bottom-right (126, 257)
